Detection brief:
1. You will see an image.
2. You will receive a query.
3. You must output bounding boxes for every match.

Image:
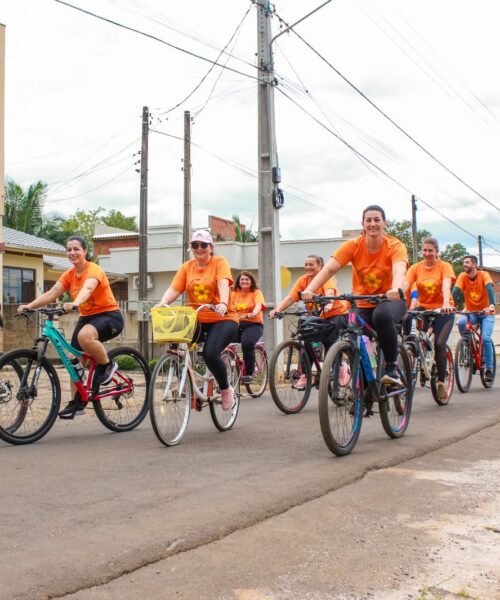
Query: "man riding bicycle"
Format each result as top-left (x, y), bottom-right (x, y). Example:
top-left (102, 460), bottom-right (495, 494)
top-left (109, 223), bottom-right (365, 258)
top-left (452, 255), bottom-right (496, 383)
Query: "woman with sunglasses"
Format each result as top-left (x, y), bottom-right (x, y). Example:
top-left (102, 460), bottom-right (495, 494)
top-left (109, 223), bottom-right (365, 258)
top-left (233, 271), bottom-right (266, 384)
top-left (157, 230), bottom-right (239, 410)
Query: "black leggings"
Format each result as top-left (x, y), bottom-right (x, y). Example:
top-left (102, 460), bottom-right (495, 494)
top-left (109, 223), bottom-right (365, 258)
top-left (238, 322), bottom-right (263, 374)
top-left (359, 300), bottom-right (407, 364)
top-left (199, 320), bottom-right (239, 390)
top-left (322, 314), bottom-right (348, 355)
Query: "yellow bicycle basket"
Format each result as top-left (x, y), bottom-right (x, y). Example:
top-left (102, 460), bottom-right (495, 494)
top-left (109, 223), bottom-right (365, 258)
top-left (150, 306), bottom-right (198, 343)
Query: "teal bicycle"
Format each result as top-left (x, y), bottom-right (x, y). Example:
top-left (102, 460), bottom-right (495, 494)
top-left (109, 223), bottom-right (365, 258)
top-left (0, 307), bottom-right (150, 445)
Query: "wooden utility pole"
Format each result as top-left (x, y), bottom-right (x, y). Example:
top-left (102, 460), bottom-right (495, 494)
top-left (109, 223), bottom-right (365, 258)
top-left (411, 194), bottom-right (418, 263)
top-left (182, 111), bottom-right (192, 263)
top-left (257, 0), bottom-right (282, 351)
top-left (138, 106), bottom-right (149, 362)
top-left (478, 235), bottom-right (483, 268)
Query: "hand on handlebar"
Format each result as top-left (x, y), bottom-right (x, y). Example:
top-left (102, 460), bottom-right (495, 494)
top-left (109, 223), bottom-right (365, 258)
top-left (299, 290), bottom-right (314, 302)
top-left (17, 304), bottom-right (31, 314)
top-left (214, 303), bottom-right (228, 316)
top-left (385, 288), bottom-right (405, 301)
top-left (62, 302), bottom-right (79, 313)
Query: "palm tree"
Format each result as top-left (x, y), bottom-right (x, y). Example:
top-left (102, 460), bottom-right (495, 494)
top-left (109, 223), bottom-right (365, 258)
top-left (233, 214), bottom-right (257, 242)
top-left (4, 178), bottom-right (48, 235)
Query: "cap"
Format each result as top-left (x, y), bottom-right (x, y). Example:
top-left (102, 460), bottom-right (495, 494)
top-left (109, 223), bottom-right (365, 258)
top-left (190, 230), bottom-right (213, 244)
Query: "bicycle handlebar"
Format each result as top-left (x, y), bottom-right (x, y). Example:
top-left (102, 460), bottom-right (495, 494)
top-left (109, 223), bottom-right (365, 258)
top-left (303, 289), bottom-right (405, 304)
top-left (16, 306), bottom-right (67, 318)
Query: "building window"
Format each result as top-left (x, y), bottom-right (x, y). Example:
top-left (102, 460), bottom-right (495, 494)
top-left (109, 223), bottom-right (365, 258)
top-left (2, 267), bottom-right (36, 304)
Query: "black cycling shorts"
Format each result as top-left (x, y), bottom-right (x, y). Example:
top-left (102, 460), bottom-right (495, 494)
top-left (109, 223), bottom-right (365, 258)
top-left (71, 310), bottom-right (124, 350)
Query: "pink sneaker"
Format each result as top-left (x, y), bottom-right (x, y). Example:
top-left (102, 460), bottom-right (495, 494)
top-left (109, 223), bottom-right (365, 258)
top-left (339, 361), bottom-right (350, 386)
top-left (292, 374), bottom-right (307, 390)
top-left (221, 386), bottom-right (235, 411)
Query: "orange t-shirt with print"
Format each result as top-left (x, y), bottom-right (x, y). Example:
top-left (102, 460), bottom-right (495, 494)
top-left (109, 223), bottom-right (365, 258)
top-left (171, 255), bottom-right (238, 324)
top-left (58, 261), bottom-right (119, 317)
top-left (290, 274), bottom-right (348, 318)
top-left (333, 234), bottom-right (408, 308)
top-left (455, 271), bottom-right (493, 311)
top-left (405, 260), bottom-right (456, 310)
top-left (233, 289), bottom-right (266, 325)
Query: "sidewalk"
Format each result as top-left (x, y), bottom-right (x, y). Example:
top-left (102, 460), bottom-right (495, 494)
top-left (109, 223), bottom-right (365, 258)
top-left (63, 423), bottom-right (500, 600)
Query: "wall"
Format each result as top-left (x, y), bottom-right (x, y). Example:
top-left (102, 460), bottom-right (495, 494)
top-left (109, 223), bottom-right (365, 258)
top-left (3, 253), bottom-right (45, 298)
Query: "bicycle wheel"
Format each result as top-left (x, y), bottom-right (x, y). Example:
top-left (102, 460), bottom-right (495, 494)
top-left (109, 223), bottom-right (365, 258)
top-left (269, 340), bottom-right (312, 414)
top-left (454, 337), bottom-right (473, 393)
top-left (431, 345), bottom-right (454, 405)
top-left (0, 349), bottom-right (61, 445)
top-left (210, 350), bottom-right (240, 432)
top-left (245, 347), bottom-right (268, 398)
top-left (480, 339), bottom-right (496, 389)
top-left (149, 352), bottom-right (192, 446)
top-left (318, 340), bottom-right (363, 456)
top-left (379, 343), bottom-right (413, 438)
top-left (404, 341), bottom-right (418, 394)
top-left (93, 347), bottom-right (150, 432)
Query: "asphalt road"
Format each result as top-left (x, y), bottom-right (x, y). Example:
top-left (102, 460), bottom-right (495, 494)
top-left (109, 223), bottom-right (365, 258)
top-left (1, 379), bottom-right (499, 600)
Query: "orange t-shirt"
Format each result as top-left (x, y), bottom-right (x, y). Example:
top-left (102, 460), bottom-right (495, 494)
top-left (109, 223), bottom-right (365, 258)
top-left (58, 262), bottom-right (119, 317)
top-left (405, 260), bottom-right (456, 310)
top-left (333, 234), bottom-right (408, 308)
top-left (233, 289), bottom-right (266, 324)
top-left (171, 255), bottom-right (238, 324)
top-left (455, 271), bottom-right (494, 311)
top-left (290, 274), bottom-right (348, 318)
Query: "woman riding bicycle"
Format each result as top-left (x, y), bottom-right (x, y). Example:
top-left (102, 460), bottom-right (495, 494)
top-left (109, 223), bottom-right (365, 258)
top-left (233, 271), bottom-right (266, 385)
top-left (17, 235), bottom-right (124, 417)
top-left (269, 255), bottom-right (348, 389)
top-left (404, 237), bottom-right (455, 400)
top-left (301, 205), bottom-right (408, 386)
top-left (156, 230), bottom-right (239, 410)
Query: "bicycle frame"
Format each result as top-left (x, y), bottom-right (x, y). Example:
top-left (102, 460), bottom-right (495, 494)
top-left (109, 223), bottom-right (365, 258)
top-left (460, 315), bottom-right (483, 370)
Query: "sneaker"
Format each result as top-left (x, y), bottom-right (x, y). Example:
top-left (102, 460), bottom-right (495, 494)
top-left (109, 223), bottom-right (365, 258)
top-left (221, 386), bottom-right (235, 411)
top-left (292, 374), bottom-right (307, 390)
top-left (437, 381), bottom-right (447, 400)
top-left (338, 361), bottom-right (350, 386)
top-left (241, 375), bottom-right (253, 385)
top-left (59, 394), bottom-right (86, 419)
top-left (381, 366), bottom-right (403, 388)
top-left (484, 369), bottom-right (494, 383)
top-left (93, 361), bottom-right (118, 389)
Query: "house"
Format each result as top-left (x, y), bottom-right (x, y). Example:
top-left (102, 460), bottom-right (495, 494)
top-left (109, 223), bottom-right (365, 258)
top-left (481, 267), bottom-right (500, 304)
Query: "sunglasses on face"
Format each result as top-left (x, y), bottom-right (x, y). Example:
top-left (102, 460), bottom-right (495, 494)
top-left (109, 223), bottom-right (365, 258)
top-left (191, 241), bottom-right (209, 249)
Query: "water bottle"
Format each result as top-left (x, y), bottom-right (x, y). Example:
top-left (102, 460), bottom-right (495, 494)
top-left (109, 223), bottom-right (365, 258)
top-left (362, 335), bottom-right (377, 370)
top-left (70, 358), bottom-right (85, 381)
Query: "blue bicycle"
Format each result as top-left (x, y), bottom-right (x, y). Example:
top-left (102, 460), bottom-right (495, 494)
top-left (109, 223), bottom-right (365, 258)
top-left (316, 294), bottom-right (413, 456)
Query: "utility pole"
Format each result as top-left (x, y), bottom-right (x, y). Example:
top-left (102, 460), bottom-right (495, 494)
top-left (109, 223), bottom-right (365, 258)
top-left (257, 0), bottom-right (282, 351)
top-left (411, 194), bottom-right (418, 264)
top-left (478, 235), bottom-right (483, 268)
top-left (138, 106), bottom-right (149, 362)
top-left (182, 111), bottom-right (192, 263)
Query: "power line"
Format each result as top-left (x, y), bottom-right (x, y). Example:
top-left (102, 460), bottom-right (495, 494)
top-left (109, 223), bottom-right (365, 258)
top-left (272, 9), bottom-right (500, 213)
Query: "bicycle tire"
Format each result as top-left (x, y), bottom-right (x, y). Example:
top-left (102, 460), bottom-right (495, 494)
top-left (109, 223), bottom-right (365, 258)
top-left (149, 352), bottom-right (192, 446)
top-left (0, 349), bottom-right (61, 445)
top-left (430, 345), bottom-right (454, 405)
top-left (209, 350), bottom-right (240, 432)
top-left (269, 340), bottom-right (312, 414)
top-left (454, 337), bottom-right (473, 393)
top-left (404, 341), bottom-right (418, 394)
top-left (245, 347), bottom-right (268, 398)
top-left (93, 347), bottom-right (150, 432)
top-left (379, 343), bottom-right (413, 439)
top-left (318, 340), bottom-right (364, 456)
top-left (480, 339), bottom-right (496, 389)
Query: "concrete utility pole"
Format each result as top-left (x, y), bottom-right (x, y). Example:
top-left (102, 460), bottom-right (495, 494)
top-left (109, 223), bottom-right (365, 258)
top-left (257, 0), bottom-right (282, 351)
top-left (478, 235), bottom-right (483, 268)
top-left (182, 111), bottom-right (192, 264)
top-left (411, 194), bottom-right (418, 263)
top-left (138, 105), bottom-right (149, 362)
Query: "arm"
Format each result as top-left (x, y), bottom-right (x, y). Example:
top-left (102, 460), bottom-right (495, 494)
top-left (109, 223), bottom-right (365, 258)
top-left (62, 277), bottom-right (99, 312)
top-left (409, 290), bottom-right (419, 311)
top-left (247, 302), bottom-right (263, 319)
top-left (441, 277), bottom-right (453, 312)
top-left (301, 257), bottom-right (342, 301)
top-left (387, 260), bottom-right (407, 301)
top-left (215, 278), bottom-right (230, 316)
top-left (18, 282), bottom-right (66, 313)
top-left (486, 282), bottom-right (496, 314)
top-left (269, 295), bottom-right (294, 318)
top-left (452, 286), bottom-right (463, 306)
top-left (157, 286), bottom-right (182, 307)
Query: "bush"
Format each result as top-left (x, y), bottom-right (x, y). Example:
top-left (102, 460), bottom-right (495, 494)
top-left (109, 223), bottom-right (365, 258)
top-left (149, 358), bottom-right (157, 370)
top-left (115, 355), bottom-right (138, 371)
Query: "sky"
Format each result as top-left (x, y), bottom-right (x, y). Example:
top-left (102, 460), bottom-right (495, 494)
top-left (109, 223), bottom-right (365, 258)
top-left (2, 0), bottom-right (500, 265)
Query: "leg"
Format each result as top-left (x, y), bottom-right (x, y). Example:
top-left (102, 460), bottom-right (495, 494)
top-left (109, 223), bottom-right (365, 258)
top-left (240, 323), bottom-right (263, 376)
top-left (479, 315), bottom-right (495, 370)
top-left (372, 300), bottom-right (407, 364)
top-left (433, 314), bottom-right (455, 381)
top-left (203, 321), bottom-right (239, 390)
top-left (322, 314), bottom-right (346, 355)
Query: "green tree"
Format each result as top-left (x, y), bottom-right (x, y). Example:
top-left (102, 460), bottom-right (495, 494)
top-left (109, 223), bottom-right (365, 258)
top-left (103, 210), bottom-right (138, 232)
top-left (232, 214), bottom-right (257, 243)
top-left (60, 208), bottom-right (105, 256)
top-left (440, 242), bottom-right (467, 275)
top-left (386, 219), bottom-right (432, 265)
top-left (4, 178), bottom-right (47, 235)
